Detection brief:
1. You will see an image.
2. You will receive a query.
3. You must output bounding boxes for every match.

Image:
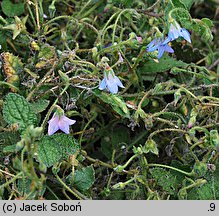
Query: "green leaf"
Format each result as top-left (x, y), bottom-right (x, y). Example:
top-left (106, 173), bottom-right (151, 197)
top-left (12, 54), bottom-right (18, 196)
top-left (171, 0), bottom-right (187, 9)
top-left (38, 44), bottom-right (56, 59)
top-left (1, 0), bottom-right (25, 17)
top-left (191, 19), bottom-right (213, 42)
top-left (17, 176), bottom-right (46, 198)
top-left (181, 0), bottom-right (195, 9)
top-left (187, 164), bottom-right (219, 200)
top-left (70, 166), bottom-right (95, 191)
top-left (201, 18), bottom-right (214, 28)
top-left (93, 90), bottom-right (130, 118)
top-left (0, 127), bottom-right (19, 157)
top-left (170, 0), bottom-right (195, 10)
top-left (30, 99), bottom-right (50, 113)
top-left (37, 134), bottom-right (80, 167)
top-left (3, 93), bottom-right (38, 131)
top-left (150, 167), bottom-right (179, 195)
top-left (17, 177), bottom-right (32, 196)
top-left (3, 144), bottom-right (16, 153)
top-left (141, 56), bottom-right (188, 74)
top-left (0, 31), bottom-right (8, 50)
top-left (36, 45), bottom-right (56, 68)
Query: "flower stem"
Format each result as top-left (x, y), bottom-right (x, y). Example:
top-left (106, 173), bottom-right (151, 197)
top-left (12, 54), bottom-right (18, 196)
top-left (41, 84), bottom-right (69, 130)
top-left (145, 163), bottom-right (194, 177)
top-left (148, 128), bottom-right (187, 140)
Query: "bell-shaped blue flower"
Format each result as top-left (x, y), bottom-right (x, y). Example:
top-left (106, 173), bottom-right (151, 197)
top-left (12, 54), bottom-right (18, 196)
top-left (146, 37), bottom-right (174, 59)
top-left (48, 112), bottom-right (76, 135)
top-left (164, 21), bottom-right (191, 44)
top-left (99, 65), bottom-right (125, 94)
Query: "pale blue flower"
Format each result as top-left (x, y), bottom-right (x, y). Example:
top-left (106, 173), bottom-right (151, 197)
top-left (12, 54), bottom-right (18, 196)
top-left (146, 37), bottom-right (174, 59)
top-left (48, 113), bottom-right (76, 135)
top-left (99, 66), bottom-right (125, 94)
top-left (164, 21), bottom-right (191, 44)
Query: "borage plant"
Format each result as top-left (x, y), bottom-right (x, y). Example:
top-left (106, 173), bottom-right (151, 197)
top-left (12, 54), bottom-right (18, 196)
top-left (0, 0), bottom-right (218, 200)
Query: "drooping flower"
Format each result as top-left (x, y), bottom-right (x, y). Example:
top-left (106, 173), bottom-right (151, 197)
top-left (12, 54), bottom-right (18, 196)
top-left (48, 112), bottom-right (76, 135)
top-left (146, 37), bottom-right (174, 59)
top-left (99, 64), bottom-right (125, 94)
top-left (163, 20), bottom-right (191, 44)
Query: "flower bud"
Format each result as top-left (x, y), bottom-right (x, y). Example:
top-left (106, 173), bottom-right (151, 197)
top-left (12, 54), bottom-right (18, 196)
top-left (152, 83), bottom-right (163, 94)
top-left (49, 1), bottom-right (56, 18)
top-left (174, 89), bottom-right (181, 106)
top-left (210, 130), bottom-right (219, 150)
top-left (152, 99), bottom-right (159, 108)
top-left (129, 32), bottom-right (137, 39)
top-left (143, 139), bottom-right (159, 155)
top-left (16, 140), bottom-right (25, 151)
top-left (114, 165), bottom-right (124, 172)
top-left (92, 47), bottom-right (98, 59)
top-left (133, 146), bottom-right (143, 155)
top-left (58, 70), bottom-right (69, 84)
top-left (39, 162), bottom-right (47, 173)
top-left (178, 189), bottom-right (187, 199)
top-left (192, 161), bottom-right (207, 178)
top-left (187, 108), bottom-right (198, 128)
top-left (31, 127), bottom-right (43, 138)
top-left (112, 182), bottom-right (125, 189)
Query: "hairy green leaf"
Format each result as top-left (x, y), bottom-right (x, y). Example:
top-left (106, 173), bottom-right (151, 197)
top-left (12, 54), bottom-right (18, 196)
top-left (191, 19), bottom-right (213, 42)
top-left (187, 164), bottom-right (219, 200)
top-left (37, 134), bottom-right (79, 167)
top-left (30, 99), bottom-right (50, 113)
top-left (171, 0), bottom-right (187, 9)
top-left (150, 167), bottom-right (179, 195)
top-left (181, 0), bottom-right (195, 9)
top-left (140, 56), bottom-right (188, 74)
top-left (1, 0), bottom-right (25, 17)
top-left (93, 90), bottom-right (130, 118)
top-left (68, 166), bottom-right (95, 191)
top-left (3, 93), bottom-right (38, 131)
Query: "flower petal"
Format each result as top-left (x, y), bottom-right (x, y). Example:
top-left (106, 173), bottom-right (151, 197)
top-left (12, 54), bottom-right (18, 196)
top-left (61, 115), bottom-right (76, 125)
top-left (180, 28), bottom-right (191, 43)
top-left (99, 78), bottom-right (107, 90)
top-left (106, 79), bottom-right (118, 94)
top-left (157, 46), bottom-right (165, 59)
top-left (163, 44), bottom-right (174, 53)
top-left (48, 115), bottom-right (60, 135)
top-left (169, 24), bottom-right (181, 40)
top-left (114, 76), bottom-right (125, 88)
top-left (147, 44), bottom-right (159, 52)
top-left (162, 36), bottom-right (171, 44)
top-left (146, 39), bottom-right (156, 50)
top-left (58, 115), bottom-right (76, 134)
top-left (174, 21), bottom-right (181, 30)
top-left (58, 122), bottom-right (70, 134)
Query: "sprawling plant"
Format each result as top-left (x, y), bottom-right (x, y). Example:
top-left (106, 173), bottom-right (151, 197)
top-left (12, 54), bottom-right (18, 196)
top-left (0, 0), bottom-right (218, 200)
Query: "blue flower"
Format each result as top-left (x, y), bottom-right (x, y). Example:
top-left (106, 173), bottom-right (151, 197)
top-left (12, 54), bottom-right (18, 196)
top-left (48, 113), bottom-right (76, 135)
top-left (146, 37), bottom-right (174, 59)
top-left (164, 21), bottom-right (191, 44)
top-left (99, 65), bottom-right (125, 94)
